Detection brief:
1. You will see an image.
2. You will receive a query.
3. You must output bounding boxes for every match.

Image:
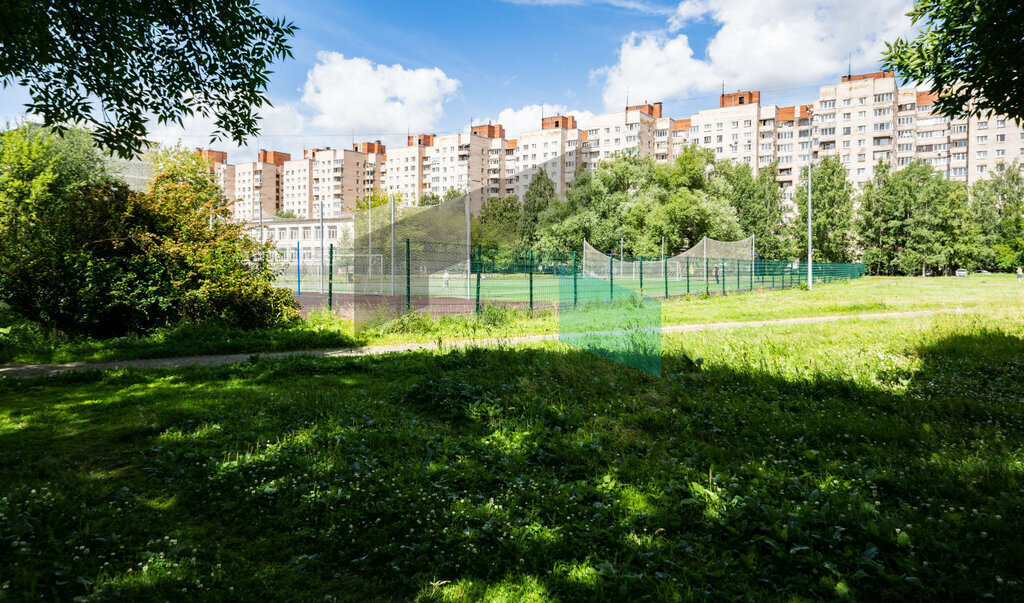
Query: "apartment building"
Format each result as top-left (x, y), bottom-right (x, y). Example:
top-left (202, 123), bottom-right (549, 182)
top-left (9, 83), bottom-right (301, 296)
top-left (816, 71), bottom-right (1024, 188)
top-left (816, 72), bottom-right (903, 188)
top-left (689, 92), bottom-right (761, 170)
top-left (964, 112), bottom-right (1022, 181)
top-left (509, 115), bottom-right (583, 198)
top-left (227, 150), bottom-right (288, 221)
top-left (473, 124), bottom-right (513, 199)
top-left (353, 141), bottom-right (386, 198)
top-left (760, 104), bottom-right (814, 198)
top-left (196, 149), bottom-right (227, 171)
top-left (582, 102), bottom-right (662, 168)
top-left (280, 156), bottom-right (313, 217)
top-left (219, 72), bottom-right (1024, 231)
top-left (419, 125), bottom-right (507, 207)
top-left (666, 118), bottom-right (692, 160)
top-left (309, 146), bottom-right (380, 216)
top-left (384, 134), bottom-right (433, 203)
top-left (196, 149), bottom-right (237, 205)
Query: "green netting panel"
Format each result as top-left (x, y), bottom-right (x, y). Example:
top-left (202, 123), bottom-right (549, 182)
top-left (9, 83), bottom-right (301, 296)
top-left (582, 236), bottom-right (753, 293)
top-left (558, 277), bottom-right (661, 376)
top-left (351, 194), bottom-right (475, 329)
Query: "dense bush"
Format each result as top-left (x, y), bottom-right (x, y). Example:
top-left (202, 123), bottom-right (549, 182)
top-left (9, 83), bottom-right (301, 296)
top-left (0, 125), bottom-right (297, 336)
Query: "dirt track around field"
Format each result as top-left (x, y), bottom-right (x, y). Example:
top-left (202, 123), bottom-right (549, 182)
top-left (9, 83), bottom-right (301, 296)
top-left (0, 309), bottom-right (969, 378)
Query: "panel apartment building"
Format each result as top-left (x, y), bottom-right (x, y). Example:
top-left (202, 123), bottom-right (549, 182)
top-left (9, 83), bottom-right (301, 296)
top-left (208, 149), bottom-right (288, 222)
top-left (207, 71), bottom-right (1024, 225)
top-left (202, 143), bottom-right (386, 220)
top-left (812, 71), bottom-right (1024, 188)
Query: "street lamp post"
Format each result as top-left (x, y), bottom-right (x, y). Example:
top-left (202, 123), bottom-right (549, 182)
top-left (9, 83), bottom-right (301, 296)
top-left (807, 159), bottom-right (813, 290)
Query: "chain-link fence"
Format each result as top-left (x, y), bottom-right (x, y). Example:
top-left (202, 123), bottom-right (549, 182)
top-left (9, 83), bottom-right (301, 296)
top-left (275, 239), bottom-right (865, 321)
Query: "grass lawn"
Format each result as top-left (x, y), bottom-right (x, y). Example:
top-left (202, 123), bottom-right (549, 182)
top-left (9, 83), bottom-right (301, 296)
top-left (2, 275), bottom-right (1022, 365)
top-left (1, 299), bottom-right (1023, 598)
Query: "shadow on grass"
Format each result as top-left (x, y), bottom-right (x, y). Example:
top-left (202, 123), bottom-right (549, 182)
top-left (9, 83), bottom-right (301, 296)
top-left (0, 318), bottom-right (363, 365)
top-left (0, 327), bottom-right (1023, 599)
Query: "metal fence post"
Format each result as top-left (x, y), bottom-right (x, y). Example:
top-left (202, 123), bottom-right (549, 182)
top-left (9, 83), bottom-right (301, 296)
top-left (639, 254), bottom-right (643, 295)
top-left (664, 255), bottom-right (668, 298)
top-left (686, 257), bottom-right (690, 295)
top-left (297, 240), bottom-right (301, 296)
top-left (328, 244), bottom-right (334, 312)
top-left (528, 249), bottom-right (534, 311)
top-left (609, 253), bottom-right (614, 301)
top-left (572, 250), bottom-right (578, 308)
top-left (475, 244), bottom-right (481, 314)
top-left (405, 239), bottom-right (411, 312)
top-left (705, 256), bottom-right (709, 296)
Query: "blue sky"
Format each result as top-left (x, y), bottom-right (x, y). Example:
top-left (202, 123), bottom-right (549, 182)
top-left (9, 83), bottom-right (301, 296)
top-left (1, 0), bottom-right (915, 160)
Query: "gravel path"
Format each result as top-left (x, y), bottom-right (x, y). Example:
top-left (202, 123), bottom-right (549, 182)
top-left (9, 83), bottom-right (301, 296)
top-left (0, 309), bottom-right (968, 378)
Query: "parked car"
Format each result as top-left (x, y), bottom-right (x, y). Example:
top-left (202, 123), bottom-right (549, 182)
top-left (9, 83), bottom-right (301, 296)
top-left (923, 269), bottom-right (934, 277)
top-left (972, 269), bottom-right (992, 274)
top-left (955, 268), bottom-right (968, 277)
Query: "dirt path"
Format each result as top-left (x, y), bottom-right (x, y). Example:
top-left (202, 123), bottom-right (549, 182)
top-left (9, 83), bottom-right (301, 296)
top-left (0, 309), bottom-right (969, 378)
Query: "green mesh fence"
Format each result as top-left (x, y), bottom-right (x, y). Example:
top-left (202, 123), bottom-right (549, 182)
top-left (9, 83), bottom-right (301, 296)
top-left (277, 244), bottom-right (865, 315)
top-left (270, 208), bottom-right (866, 317)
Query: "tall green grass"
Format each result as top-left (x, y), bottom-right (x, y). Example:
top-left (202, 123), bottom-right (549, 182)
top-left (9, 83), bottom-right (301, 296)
top-left (1, 312), bottom-right (1023, 598)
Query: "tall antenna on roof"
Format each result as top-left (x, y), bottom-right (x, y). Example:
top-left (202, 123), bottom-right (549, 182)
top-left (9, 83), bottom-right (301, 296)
top-left (848, 51), bottom-right (852, 79)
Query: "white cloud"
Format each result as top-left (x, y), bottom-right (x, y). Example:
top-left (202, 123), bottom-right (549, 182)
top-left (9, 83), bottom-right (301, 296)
top-left (598, 0), bottom-right (915, 109)
top-left (472, 103), bottom-right (595, 138)
top-left (146, 103), bottom-right (307, 160)
top-left (302, 51), bottom-right (460, 136)
top-left (146, 53), bottom-right (462, 160)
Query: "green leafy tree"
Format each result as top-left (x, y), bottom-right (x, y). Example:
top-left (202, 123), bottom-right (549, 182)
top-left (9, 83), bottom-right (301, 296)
top-left (971, 161), bottom-right (1024, 270)
top-left (443, 188), bottom-right (465, 202)
top-left (883, 0), bottom-right (1024, 123)
top-left (273, 210), bottom-right (297, 219)
top-left (356, 190), bottom-right (404, 211)
top-left (519, 167), bottom-right (557, 245)
top-left (935, 180), bottom-right (981, 273)
top-left (795, 155), bottom-right (855, 263)
top-left (418, 191), bottom-right (442, 206)
top-left (718, 160), bottom-right (792, 260)
top-left (858, 162), bottom-right (917, 274)
top-left (0, 1), bottom-right (296, 158)
top-left (532, 149), bottom-right (742, 257)
top-left (472, 195), bottom-right (521, 248)
top-left (0, 124), bottom-right (109, 252)
top-left (858, 160), bottom-right (982, 275)
top-left (0, 127), bottom-right (295, 335)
